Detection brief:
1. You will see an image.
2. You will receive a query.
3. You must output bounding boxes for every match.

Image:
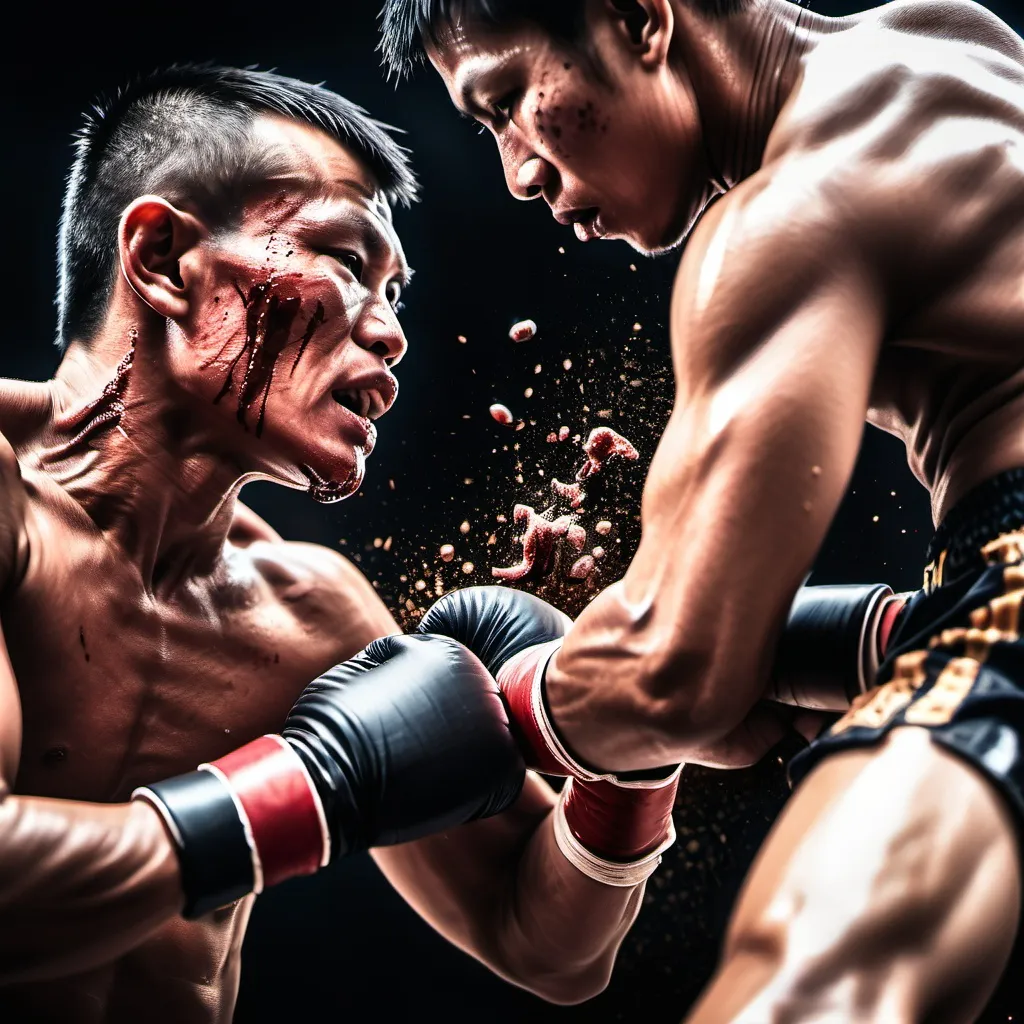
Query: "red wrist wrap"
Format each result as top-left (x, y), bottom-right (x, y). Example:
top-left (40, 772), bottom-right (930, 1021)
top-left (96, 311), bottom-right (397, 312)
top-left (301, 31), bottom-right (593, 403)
top-left (207, 735), bottom-right (329, 890)
top-left (563, 776), bottom-right (679, 862)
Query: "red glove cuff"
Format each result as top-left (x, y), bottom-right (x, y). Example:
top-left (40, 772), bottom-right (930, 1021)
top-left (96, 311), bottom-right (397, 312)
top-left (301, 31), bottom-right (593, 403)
top-left (496, 640), bottom-right (594, 778)
top-left (204, 735), bottom-right (330, 891)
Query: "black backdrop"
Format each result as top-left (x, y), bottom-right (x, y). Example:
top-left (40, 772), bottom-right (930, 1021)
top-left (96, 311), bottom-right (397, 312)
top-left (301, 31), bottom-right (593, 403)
top-left (4, 2), bottom-right (1022, 1021)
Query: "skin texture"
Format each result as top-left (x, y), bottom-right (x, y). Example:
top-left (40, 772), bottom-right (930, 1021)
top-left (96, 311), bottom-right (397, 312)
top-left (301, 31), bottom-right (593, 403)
top-left (0, 117), bottom-right (643, 1022)
top-left (426, 0), bottom-right (1024, 1017)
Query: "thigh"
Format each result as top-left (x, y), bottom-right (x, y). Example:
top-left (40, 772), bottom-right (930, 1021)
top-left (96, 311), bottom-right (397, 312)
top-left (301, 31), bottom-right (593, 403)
top-left (689, 728), bottom-right (1021, 1024)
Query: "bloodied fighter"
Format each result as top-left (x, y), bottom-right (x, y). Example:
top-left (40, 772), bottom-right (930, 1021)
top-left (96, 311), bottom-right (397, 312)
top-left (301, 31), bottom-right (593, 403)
top-left (377, 0), bottom-right (1024, 1019)
top-left (0, 64), bottom-right (705, 1022)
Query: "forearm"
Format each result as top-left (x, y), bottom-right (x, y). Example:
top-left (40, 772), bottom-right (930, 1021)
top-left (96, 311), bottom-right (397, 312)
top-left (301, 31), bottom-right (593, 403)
top-left (0, 788), bottom-right (182, 983)
top-left (545, 580), bottom-right (903, 773)
top-left (496, 806), bottom-right (644, 1004)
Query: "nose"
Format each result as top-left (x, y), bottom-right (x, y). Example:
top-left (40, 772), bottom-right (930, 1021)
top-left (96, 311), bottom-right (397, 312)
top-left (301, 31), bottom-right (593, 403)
top-left (352, 296), bottom-right (408, 367)
top-left (502, 132), bottom-right (551, 201)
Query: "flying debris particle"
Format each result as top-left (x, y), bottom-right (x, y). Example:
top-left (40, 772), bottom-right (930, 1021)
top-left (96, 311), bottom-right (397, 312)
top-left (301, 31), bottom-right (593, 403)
top-left (597, 409), bottom-right (612, 419)
top-left (563, 359), bottom-right (572, 371)
top-left (569, 555), bottom-right (596, 579)
top-left (872, 515), bottom-right (880, 522)
top-left (462, 561), bottom-right (475, 575)
top-left (373, 537), bottom-right (383, 549)
top-left (490, 403), bottom-right (514, 425)
top-left (534, 364), bottom-right (543, 374)
top-left (547, 432), bottom-right (558, 443)
top-left (593, 546), bottom-right (606, 559)
top-left (496, 514), bottom-right (508, 523)
top-left (595, 520), bottom-right (613, 535)
top-left (457, 335), bottom-right (467, 343)
top-left (633, 323), bottom-right (642, 332)
top-left (388, 479), bottom-right (395, 491)
top-left (383, 536), bottom-right (393, 552)
top-left (464, 478), bottom-right (474, 485)
top-left (509, 319), bottom-right (537, 342)
top-left (577, 427), bottom-right (640, 481)
top-left (440, 544), bottom-right (455, 562)
top-left (524, 387), bottom-right (534, 398)
top-left (558, 426), bottom-right (570, 441)
top-left (567, 524), bottom-right (587, 552)
top-left (460, 520), bottom-right (471, 534)
top-left (415, 579), bottom-right (427, 591)
top-left (558, 247), bottom-right (565, 254)
top-left (551, 478), bottom-right (584, 507)
top-left (492, 505), bottom-right (573, 581)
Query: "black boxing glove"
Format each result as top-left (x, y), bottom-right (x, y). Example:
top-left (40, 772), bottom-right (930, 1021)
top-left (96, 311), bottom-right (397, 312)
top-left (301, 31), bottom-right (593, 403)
top-left (422, 587), bottom-right (680, 887)
top-left (769, 584), bottom-right (912, 710)
top-left (133, 634), bottom-right (524, 918)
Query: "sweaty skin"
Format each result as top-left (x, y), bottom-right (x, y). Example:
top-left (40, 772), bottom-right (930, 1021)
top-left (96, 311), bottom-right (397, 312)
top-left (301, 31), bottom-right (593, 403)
top-left (0, 114), bottom-right (645, 1022)
top-left (427, 0), bottom-right (1024, 1017)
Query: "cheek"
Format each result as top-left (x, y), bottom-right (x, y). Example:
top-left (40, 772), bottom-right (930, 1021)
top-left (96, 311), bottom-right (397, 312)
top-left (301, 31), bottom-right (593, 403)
top-left (178, 244), bottom-right (358, 429)
top-left (527, 65), bottom-right (611, 162)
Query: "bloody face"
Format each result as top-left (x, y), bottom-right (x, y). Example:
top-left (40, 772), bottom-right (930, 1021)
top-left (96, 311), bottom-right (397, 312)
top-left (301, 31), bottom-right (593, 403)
top-left (169, 116), bottom-right (409, 501)
top-left (428, 12), bottom-right (711, 254)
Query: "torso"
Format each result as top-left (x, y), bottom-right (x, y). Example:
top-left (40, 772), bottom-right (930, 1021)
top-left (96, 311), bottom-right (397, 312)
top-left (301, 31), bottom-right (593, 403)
top-left (0, 466), bottom-right (394, 1023)
top-left (770, 0), bottom-right (1024, 521)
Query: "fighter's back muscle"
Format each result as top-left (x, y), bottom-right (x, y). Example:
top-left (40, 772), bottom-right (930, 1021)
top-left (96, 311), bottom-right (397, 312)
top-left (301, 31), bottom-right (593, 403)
top-left (0, 458), bottom-right (395, 1023)
top-left (758, 3), bottom-right (1024, 503)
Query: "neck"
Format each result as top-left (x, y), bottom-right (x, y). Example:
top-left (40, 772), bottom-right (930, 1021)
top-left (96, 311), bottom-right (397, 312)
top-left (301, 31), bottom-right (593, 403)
top-left (676, 0), bottom-right (847, 191)
top-left (25, 322), bottom-right (267, 593)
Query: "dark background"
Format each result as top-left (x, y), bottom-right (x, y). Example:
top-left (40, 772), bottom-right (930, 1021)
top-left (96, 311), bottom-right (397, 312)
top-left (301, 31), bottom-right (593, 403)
top-left (5, 1), bottom-right (1022, 1021)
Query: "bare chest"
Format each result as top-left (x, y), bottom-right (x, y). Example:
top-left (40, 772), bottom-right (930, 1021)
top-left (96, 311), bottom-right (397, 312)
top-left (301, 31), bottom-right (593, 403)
top-left (5, 530), bottom-right (349, 803)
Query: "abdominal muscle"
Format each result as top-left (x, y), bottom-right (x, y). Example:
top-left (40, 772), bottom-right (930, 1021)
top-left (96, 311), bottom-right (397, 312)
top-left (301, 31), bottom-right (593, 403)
top-left (0, 887), bottom-right (253, 1024)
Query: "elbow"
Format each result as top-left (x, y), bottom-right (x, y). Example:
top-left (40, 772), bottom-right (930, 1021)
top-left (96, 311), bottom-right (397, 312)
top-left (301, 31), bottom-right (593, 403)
top-left (507, 955), bottom-right (615, 1005)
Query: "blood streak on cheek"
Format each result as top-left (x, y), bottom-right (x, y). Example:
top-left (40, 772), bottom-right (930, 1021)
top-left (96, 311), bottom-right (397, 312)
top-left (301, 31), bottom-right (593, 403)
top-left (212, 280), bottom-right (327, 438)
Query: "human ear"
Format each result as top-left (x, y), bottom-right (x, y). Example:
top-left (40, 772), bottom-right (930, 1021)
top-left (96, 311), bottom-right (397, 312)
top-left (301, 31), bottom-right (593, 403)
top-left (118, 196), bottom-right (204, 320)
top-left (606, 0), bottom-right (674, 67)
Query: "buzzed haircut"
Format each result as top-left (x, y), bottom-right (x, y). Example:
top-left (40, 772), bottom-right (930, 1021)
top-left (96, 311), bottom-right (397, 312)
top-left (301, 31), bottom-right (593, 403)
top-left (379, 0), bottom-right (751, 79)
top-left (57, 64), bottom-right (418, 349)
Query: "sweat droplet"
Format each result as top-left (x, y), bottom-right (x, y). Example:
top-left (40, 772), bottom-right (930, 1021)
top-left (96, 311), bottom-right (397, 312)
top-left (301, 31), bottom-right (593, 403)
top-left (509, 319), bottom-right (537, 342)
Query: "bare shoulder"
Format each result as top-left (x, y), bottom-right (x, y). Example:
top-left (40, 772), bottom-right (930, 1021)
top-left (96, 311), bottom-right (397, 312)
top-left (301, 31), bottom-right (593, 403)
top-left (757, 5), bottom-right (1024, 287)
top-left (232, 525), bottom-right (398, 646)
top-left (0, 430), bottom-right (30, 592)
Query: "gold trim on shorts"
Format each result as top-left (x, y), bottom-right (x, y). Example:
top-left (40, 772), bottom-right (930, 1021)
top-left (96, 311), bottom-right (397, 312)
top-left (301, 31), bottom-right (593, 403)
top-left (833, 531), bottom-right (1024, 735)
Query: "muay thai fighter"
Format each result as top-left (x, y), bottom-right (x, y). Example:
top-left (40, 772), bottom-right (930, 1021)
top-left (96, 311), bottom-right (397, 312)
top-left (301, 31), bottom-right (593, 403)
top-left (0, 60), bottom-right (907, 1024)
top-left (0, 64), bottom-right (683, 1023)
top-left (380, 0), bottom-right (1024, 1019)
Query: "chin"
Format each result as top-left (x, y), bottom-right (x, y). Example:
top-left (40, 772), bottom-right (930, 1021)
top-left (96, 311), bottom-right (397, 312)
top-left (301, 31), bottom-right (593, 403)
top-left (296, 445), bottom-right (367, 505)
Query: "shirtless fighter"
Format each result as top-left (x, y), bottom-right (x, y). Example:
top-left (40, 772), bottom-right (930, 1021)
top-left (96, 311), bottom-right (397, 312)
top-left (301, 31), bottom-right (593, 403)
top-left (378, 0), bottom-right (1024, 1019)
top-left (0, 64), bottom-right (694, 1022)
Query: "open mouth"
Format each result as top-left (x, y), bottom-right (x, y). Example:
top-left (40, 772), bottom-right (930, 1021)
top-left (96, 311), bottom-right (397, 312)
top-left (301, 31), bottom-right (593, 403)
top-left (571, 209), bottom-right (604, 242)
top-left (331, 387), bottom-right (388, 421)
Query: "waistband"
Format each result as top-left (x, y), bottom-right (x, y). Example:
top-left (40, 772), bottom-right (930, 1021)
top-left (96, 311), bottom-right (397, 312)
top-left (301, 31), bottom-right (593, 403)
top-left (923, 467), bottom-right (1024, 592)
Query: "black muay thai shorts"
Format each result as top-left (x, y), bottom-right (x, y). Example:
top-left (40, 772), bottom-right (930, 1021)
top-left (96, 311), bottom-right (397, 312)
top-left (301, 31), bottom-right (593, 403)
top-left (789, 467), bottom-right (1024, 828)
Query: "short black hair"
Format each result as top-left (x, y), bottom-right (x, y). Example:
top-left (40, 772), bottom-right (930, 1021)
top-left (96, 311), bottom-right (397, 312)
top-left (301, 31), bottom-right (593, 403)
top-left (57, 63), bottom-right (417, 349)
top-left (378, 0), bottom-right (751, 79)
